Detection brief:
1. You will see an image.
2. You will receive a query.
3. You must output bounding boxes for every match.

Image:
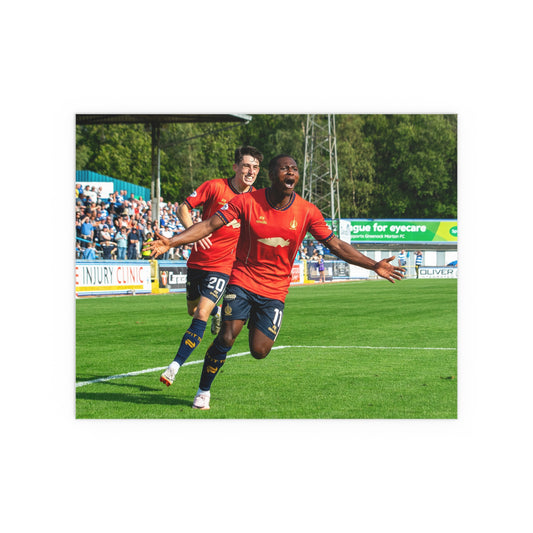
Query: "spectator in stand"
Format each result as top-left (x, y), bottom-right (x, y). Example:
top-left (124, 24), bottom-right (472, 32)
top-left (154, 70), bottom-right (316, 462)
top-left (80, 216), bottom-right (94, 247)
top-left (141, 232), bottom-right (153, 260)
top-left (99, 224), bottom-right (112, 244)
top-left (93, 221), bottom-right (103, 245)
top-left (124, 200), bottom-right (135, 217)
top-left (82, 185), bottom-right (90, 201)
top-left (115, 227), bottom-right (128, 260)
top-left (103, 216), bottom-right (115, 237)
top-left (75, 198), bottom-right (84, 216)
top-left (318, 254), bottom-right (326, 283)
top-left (82, 242), bottom-right (97, 260)
top-left (181, 245), bottom-right (191, 260)
top-left (109, 191), bottom-right (119, 215)
top-left (112, 216), bottom-right (122, 237)
top-left (99, 202), bottom-right (109, 221)
top-left (138, 197), bottom-right (147, 213)
top-left (119, 213), bottom-right (130, 229)
top-left (101, 240), bottom-right (117, 260)
top-left (142, 220), bottom-right (153, 240)
top-left (398, 249), bottom-right (407, 267)
top-left (415, 250), bottom-right (423, 278)
top-left (75, 212), bottom-right (82, 239)
top-left (127, 225), bottom-right (141, 259)
top-left (85, 185), bottom-right (98, 204)
top-left (114, 191), bottom-right (124, 216)
top-left (136, 215), bottom-right (147, 236)
top-left (160, 225), bottom-right (174, 260)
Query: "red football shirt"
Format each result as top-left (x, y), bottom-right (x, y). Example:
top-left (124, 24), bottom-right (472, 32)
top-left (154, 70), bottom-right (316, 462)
top-left (215, 189), bottom-right (335, 302)
top-left (184, 178), bottom-right (254, 275)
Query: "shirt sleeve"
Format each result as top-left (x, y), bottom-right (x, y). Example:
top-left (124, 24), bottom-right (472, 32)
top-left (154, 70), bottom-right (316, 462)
top-left (184, 180), bottom-right (213, 210)
top-left (214, 194), bottom-right (242, 225)
top-left (307, 203), bottom-right (335, 243)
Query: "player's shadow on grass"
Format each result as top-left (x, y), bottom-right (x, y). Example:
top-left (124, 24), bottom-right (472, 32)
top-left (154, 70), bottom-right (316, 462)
top-left (76, 381), bottom-right (193, 407)
top-left (76, 391), bottom-right (193, 407)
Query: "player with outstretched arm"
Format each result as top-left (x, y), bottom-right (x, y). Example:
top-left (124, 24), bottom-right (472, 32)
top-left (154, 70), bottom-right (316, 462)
top-left (157, 145), bottom-right (263, 388)
top-left (147, 154), bottom-right (405, 410)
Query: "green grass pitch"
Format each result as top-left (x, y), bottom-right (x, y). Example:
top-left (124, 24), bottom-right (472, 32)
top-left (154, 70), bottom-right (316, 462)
top-left (76, 279), bottom-right (457, 419)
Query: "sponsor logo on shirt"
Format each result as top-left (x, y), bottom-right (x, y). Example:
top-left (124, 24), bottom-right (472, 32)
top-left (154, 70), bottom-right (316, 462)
top-left (258, 237), bottom-right (291, 248)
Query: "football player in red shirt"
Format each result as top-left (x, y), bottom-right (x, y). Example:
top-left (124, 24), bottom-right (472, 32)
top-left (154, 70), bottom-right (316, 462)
top-left (157, 146), bottom-right (263, 388)
top-left (148, 155), bottom-right (405, 410)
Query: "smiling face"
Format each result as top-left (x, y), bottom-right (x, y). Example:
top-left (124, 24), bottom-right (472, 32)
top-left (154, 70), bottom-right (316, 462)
top-left (269, 156), bottom-right (299, 197)
top-left (232, 154), bottom-right (261, 191)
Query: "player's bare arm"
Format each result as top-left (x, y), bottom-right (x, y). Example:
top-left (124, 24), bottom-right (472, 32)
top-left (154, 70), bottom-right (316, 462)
top-left (324, 236), bottom-right (405, 283)
top-left (177, 202), bottom-right (213, 251)
top-left (147, 216), bottom-right (225, 258)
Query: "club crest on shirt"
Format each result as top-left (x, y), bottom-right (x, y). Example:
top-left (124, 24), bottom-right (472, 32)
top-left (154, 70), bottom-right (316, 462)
top-left (289, 218), bottom-right (298, 230)
top-left (218, 199), bottom-right (228, 205)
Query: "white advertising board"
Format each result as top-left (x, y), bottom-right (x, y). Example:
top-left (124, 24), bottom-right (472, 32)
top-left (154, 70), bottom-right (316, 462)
top-left (418, 266), bottom-right (457, 279)
top-left (75, 261), bottom-right (152, 295)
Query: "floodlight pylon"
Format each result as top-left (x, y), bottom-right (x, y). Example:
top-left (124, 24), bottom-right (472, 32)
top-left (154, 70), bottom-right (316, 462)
top-left (302, 114), bottom-right (341, 236)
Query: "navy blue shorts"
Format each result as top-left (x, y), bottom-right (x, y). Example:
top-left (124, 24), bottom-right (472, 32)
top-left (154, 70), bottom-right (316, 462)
top-left (186, 268), bottom-right (230, 304)
top-left (221, 284), bottom-right (285, 341)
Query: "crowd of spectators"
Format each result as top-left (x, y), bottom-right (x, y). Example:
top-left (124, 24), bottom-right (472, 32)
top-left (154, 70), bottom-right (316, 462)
top-left (76, 183), bottom-right (331, 262)
top-left (75, 183), bottom-right (196, 260)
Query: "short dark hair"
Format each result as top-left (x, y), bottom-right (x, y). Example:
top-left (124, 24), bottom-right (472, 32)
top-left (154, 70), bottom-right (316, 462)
top-left (268, 154), bottom-right (295, 174)
top-left (234, 145), bottom-right (263, 164)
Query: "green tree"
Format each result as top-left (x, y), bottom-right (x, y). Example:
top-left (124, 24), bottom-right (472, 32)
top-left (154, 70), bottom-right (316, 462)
top-left (76, 114), bottom-right (457, 219)
top-left (76, 124), bottom-right (152, 185)
top-left (363, 114), bottom-right (457, 218)
top-left (336, 115), bottom-right (377, 218)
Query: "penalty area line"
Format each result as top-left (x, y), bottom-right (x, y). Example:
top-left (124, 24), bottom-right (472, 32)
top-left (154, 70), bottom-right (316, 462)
top-left (75, 344), bottom-right (456, 388)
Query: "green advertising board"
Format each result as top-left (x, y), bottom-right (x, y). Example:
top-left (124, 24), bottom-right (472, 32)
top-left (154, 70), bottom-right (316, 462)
top-left (327, 219), bottom-right (457, 243)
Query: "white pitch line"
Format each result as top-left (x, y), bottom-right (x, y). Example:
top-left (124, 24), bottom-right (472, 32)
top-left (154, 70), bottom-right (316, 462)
top-left (75, 344), bottom-right (456, 388)
top-left (284, 345), bottom-right (457, 351)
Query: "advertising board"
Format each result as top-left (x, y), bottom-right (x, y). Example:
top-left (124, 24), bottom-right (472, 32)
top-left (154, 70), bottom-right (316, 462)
top-left (329, 219), bottom-right (457, 243)
top-left (75, 261), bottom-right (152, 296)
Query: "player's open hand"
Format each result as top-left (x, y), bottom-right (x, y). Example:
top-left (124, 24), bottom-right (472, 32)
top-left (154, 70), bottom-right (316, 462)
top-left (373, 256), bottom-right (406, 283)
top-left (144, 229), bottom-right (171, 258)
top-left (193, 234), bottom-right (213, 252)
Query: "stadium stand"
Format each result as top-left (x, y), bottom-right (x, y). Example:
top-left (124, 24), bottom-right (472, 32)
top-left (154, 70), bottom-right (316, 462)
top-left (76, 176), bottom-right (199, 260)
